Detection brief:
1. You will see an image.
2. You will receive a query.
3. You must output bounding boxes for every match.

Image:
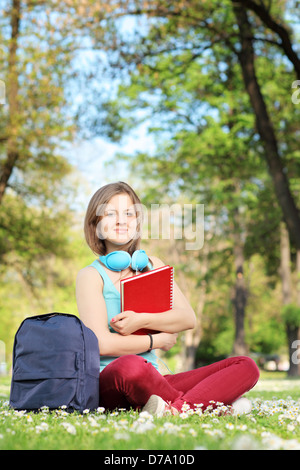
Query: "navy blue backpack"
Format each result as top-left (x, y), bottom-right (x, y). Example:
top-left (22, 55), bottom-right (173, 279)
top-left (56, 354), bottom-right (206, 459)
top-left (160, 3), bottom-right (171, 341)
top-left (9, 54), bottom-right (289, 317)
top-left (9, 313), bottom-right (100, 412)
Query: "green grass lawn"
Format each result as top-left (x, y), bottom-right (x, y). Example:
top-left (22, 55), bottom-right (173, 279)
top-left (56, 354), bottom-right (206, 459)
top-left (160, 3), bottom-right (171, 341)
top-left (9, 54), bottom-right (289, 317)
top-left (1, 373), bottom-right (300, 451)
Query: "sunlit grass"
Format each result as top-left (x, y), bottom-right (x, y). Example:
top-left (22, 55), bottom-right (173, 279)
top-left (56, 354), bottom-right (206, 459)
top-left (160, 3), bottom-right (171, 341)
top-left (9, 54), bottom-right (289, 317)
top-left (1, 374), bottom-right (300, 450)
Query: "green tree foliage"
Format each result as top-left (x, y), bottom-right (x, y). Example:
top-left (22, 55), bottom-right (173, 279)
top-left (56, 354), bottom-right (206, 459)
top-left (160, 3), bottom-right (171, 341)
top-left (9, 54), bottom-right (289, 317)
top-left (1, 0), bottom-right (300, 369)
top-left (0, 1), bottom-right (78, 263)
top-left (0, 1), bottom-right (96, 359)
top-left (78, 0), bottom-right (300, 366)
top-left (281, 304), bottom-right (300, 329)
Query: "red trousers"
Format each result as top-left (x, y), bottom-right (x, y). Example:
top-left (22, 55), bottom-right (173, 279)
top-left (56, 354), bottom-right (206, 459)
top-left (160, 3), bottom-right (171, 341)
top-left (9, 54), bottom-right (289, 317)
top-left (99, 354), bottom-right (260, 412)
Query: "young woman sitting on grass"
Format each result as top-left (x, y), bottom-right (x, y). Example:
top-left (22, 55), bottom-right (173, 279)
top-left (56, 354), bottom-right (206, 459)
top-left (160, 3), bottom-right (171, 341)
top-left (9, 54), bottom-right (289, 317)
top-left (76, 181), bottom-right (259, 416)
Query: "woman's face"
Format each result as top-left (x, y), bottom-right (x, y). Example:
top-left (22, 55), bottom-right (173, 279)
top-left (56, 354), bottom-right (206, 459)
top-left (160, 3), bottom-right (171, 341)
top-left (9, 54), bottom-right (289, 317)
top-left (97, 193), bottom-right (138, 247)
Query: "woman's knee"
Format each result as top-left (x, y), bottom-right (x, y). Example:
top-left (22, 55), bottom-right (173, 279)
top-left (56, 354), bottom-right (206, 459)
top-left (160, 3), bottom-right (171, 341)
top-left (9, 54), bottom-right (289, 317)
top-left (121, 355), bottom-right (150, 382)
top-left (239, 356), bottom-right (260, 385)
top-left (104, 355), bottom-right (149, 382)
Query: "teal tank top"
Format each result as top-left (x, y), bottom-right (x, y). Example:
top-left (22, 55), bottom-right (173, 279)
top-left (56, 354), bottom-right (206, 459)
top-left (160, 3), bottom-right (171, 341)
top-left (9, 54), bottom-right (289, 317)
top-left (89, 260), bottom-right (159, 372)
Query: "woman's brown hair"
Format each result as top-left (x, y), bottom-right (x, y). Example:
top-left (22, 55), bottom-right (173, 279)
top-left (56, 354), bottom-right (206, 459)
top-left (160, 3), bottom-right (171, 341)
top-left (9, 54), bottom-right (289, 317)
top-left (84, 181), bottom-right (144, 259)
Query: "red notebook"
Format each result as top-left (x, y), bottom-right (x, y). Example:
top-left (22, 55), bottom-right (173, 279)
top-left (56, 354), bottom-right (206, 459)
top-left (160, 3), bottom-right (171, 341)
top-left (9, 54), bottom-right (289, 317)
top-left (120, 265), bottom-right (174, 335)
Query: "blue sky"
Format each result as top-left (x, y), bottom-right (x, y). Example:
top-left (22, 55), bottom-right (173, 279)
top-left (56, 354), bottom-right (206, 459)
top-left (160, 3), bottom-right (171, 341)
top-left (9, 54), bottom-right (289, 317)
top-left (62, 13), bottom-right (157, 210)
top-left (67, 123), bottom-right (156, 211)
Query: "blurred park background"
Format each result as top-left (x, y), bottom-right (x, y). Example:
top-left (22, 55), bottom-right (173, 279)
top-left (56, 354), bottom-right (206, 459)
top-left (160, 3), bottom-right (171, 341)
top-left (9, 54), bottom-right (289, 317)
top-left (0, 0), bottom-right (300, 378)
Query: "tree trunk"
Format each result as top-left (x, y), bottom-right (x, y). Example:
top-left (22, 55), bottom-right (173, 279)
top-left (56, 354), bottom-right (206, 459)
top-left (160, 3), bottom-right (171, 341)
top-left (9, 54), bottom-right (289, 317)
top-left (232, 241), bottom-right (248, 356)
top-left (280, 222), bottom-right (292, 306)
top-left (240, 0), bottom-right (300, 80)
top-left (0, 0), bottom-right (21, 204)
top-left (232, 2), bottom-right (300, 251)
top-left (292, 250), bottom-right (300, 376)
top-left (231, 202), bottom-right (248, 356)
top-left (279, 222), bottom-right (299, 376)
top-left (287, 325), bottom-right (300, 377)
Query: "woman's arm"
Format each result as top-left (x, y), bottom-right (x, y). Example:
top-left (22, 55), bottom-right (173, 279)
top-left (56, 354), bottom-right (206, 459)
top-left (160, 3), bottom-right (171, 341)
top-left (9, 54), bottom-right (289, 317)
top-left (76, 266), bottom-right (177, 356)
top-left (143, 278), bottom-right (196, 333)
top-left (110, 256), bottom-right (197, 335)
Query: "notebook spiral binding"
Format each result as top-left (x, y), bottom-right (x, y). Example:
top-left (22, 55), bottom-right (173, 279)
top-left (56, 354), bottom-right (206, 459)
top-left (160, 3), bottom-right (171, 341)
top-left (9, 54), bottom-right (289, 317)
top-left (170, 266), bottom-right (174, 309)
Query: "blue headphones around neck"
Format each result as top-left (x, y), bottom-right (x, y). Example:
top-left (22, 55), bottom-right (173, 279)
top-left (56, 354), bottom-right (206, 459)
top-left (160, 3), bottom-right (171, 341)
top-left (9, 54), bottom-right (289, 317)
top-left (100, 250), bottom-right (149, 272)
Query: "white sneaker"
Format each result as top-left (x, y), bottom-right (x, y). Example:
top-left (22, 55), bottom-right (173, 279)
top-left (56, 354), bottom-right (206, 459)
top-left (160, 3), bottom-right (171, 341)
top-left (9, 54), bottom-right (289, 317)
top-left (142, 395), bottom-right (177, 417)
top-left (231, 397), bottom-right (252, 416)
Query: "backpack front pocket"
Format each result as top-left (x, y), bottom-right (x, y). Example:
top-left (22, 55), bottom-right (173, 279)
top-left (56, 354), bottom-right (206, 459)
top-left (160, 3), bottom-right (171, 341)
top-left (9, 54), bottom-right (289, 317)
top-left (10, 351), bottom-right (81, 410)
